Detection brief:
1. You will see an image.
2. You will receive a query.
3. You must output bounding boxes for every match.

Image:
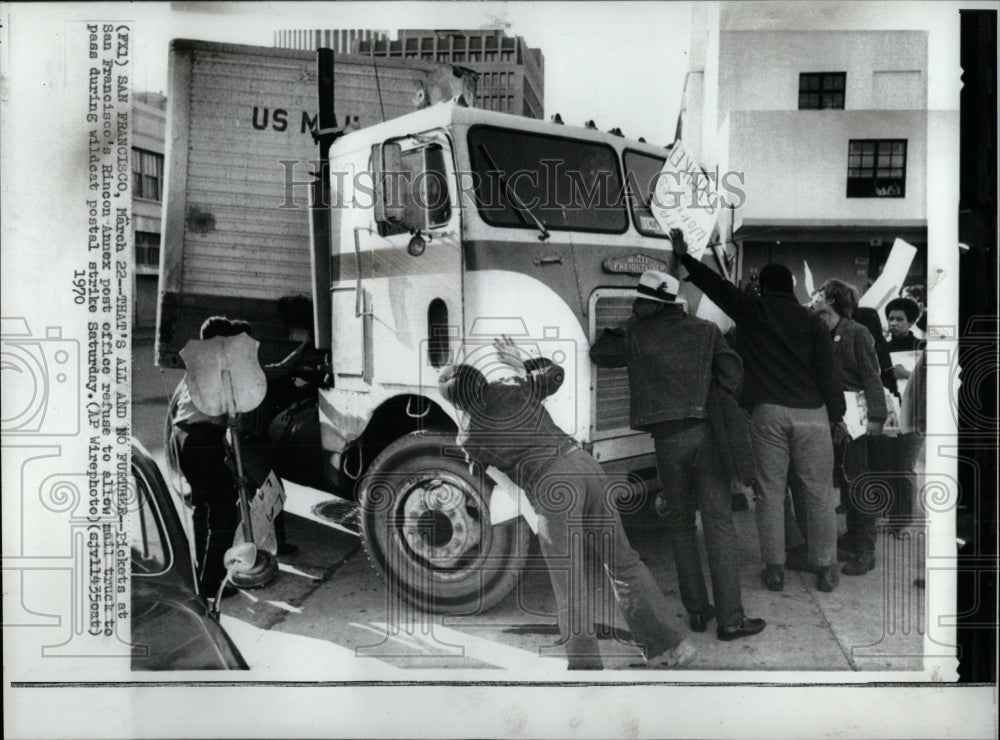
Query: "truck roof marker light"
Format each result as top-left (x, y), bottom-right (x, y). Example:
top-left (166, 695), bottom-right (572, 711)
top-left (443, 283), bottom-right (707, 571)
top-left (550, 113), bottom-right (563, 124)
top-left (585, 120), bottom-right (597, 130)
top-left (608, 127), bottom-right (624, 137)
top-left (638, 137), bottom-right (647, 143)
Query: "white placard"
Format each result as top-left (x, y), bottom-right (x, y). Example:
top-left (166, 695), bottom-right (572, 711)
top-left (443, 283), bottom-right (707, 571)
top-left (650, 141), bottom-right (720, 260)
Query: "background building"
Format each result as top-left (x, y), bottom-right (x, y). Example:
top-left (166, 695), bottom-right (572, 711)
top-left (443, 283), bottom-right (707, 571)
top-left (132, 91), bottom-right (167, 339)
top-left (678, 2), bottom-right (960, 299)
top-left (358, 29), bottom-right (544, 119)
top-left (274, 28), bottom-right (388, 53)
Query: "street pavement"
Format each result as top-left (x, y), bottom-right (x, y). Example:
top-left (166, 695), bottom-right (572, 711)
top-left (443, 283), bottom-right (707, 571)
top-left (132, 340), bottom-right (927, 677)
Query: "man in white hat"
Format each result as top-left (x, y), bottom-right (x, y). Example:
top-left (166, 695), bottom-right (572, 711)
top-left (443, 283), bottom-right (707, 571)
top-left (590, 270), bottom-right (767, 642)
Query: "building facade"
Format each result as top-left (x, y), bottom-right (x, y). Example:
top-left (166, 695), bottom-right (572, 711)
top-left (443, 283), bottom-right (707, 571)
top-left (680, 3), bottom-right (960, 300)
top-left (274, 28), bottom-right (389, 53)
top-left (132, 91), bottom-right (167, 339)
top-left (358, 29), bottom-right (544, 119)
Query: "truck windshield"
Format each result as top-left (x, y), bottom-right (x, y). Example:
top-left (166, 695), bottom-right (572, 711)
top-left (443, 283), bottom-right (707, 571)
top-left (623, 150), bottom-right (669, 239)
top-left (467, 126), bottom-right (627, 234)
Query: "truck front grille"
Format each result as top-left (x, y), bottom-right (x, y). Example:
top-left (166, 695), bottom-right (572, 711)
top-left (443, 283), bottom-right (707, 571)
top-left (592, 293), bottom-right (635, 437)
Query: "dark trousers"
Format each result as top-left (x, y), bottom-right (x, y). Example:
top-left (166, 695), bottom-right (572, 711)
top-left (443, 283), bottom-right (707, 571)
top-left (887, 433), bottom-right (924, 523)
top-left (653, 424), bottom-right (744, 629)
top-left (840, 435), bottom-right (886, 555)
top-left (530, 449), bottom-right (683, 668)
top-left (176, 423), bottom-right (239, 594)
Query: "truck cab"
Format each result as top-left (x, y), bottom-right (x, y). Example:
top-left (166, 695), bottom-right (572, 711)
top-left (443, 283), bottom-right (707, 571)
top-left (315, 101), bottom-right (699, 613)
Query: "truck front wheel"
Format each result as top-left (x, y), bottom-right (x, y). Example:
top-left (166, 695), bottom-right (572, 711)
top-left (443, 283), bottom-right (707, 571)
top-left (358, 431), bottom-right (530, 615)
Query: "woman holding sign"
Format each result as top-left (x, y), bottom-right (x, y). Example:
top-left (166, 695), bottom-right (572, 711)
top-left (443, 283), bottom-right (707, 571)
top-left (810, 280), bottom-right (887, 577)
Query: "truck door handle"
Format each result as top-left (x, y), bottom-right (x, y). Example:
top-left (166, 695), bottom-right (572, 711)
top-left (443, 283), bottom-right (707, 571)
top-left (533, 255), bottom-right (563, 266)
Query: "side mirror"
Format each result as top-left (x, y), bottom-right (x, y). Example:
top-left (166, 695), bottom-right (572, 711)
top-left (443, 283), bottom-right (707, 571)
top-left (373, 141), bottom-right (406, 225)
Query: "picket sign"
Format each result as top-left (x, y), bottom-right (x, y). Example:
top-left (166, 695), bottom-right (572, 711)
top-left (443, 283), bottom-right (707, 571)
top-left (859, 238), bottom-right (918, 329)
top-left (650, 141), bottom-right (720, 261)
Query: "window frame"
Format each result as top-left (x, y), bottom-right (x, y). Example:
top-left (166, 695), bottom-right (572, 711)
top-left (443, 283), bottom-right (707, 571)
top-left (132, 147), bottom-right (164, 201)
top-left (798, 71), bottom-right (846, 110)
top-left (846, 139), bottom-right (907, 198)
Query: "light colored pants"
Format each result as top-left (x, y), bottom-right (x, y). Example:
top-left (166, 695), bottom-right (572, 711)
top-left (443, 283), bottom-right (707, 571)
top-left (751, 404), bottom-right (836, 567)
top-left (531, 449), bottom-right (683, 668)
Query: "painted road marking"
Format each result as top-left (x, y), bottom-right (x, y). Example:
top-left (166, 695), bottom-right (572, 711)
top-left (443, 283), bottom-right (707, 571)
top-left (277, 562), bottom-right (321, 580)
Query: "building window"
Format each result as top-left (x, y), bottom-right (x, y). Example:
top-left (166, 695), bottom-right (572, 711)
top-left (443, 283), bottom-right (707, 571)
top-left (847, 139), bottom-right (906, 197)
top-left (132, 148), bottom-right (164, 201)
top-left (437, 52), bottom-right (449, 63)
top-left (135, 231), bottom-right (160, 267)
top-left (468, 52), bottom-right (481, 62)
top-left (799, 72), bottom-right (846, 109)
top-left (500, 50), bottom-right (513, 62)
top-left (453, 52), bottom-right (465, 62)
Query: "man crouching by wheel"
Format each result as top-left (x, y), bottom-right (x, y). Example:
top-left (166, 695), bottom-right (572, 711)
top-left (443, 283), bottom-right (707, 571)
top-left (438, 337), bottom-right (696, 670)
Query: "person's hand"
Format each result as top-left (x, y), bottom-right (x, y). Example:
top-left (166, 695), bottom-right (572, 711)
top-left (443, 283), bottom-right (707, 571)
top-left (832, 421), bottom-right (848, 445)
top-left (892, 364), bottom-right (911, 379)
top-left (669, 228), bottom-right (689, 257)
top-left (866, 420), bottom-right (884, 436)
top-left (493, 334), bottom-right (529, 372)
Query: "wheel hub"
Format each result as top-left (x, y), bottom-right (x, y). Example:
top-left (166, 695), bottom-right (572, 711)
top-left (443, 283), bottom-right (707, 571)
top-left (401, 477), bottom-right (482, 567)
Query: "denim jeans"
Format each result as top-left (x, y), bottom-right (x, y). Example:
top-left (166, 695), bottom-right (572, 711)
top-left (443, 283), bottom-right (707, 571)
top-left (531, 449), bottom-right (683, 668)
top-left (653, 424), bottom-right (745, 628)
top-left (751, 404), bottom-right (836, 567)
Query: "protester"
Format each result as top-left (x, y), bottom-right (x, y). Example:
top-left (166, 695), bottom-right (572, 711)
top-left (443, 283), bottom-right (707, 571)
top-left (440, 338), bottom-right (697, 670)
top-left (810, 279), bottom-right (887, 576)
top-left (855, 306), bottom-right (898, 398)
top-left (883, 297), bottom-right (926, 532)
top-left (672, 230), bottom-right (844, 593)
top-left (171, 316), bottom-right (246, 598)
top-left (900, 285), bottom-right (927, 339)
top-left (590, 270), bottom-right (766, 641)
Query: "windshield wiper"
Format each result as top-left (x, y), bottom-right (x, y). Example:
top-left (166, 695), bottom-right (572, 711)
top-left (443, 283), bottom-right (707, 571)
top-left (479, 144), bottom-right (550, 241)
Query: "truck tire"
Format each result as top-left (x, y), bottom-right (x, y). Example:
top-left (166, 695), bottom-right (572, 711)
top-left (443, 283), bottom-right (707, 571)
top-left (358, 430), bottom-right (530, 615)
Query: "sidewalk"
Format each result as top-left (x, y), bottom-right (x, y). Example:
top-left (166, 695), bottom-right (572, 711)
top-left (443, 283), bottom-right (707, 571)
top-left (131, 339), bottom-right (928, 673)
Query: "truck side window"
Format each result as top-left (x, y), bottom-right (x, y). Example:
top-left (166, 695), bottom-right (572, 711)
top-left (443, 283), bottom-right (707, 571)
top-left (375, 144), bottom-right (451, 237)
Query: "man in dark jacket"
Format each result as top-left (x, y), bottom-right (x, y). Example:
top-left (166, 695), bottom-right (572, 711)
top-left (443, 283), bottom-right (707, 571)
top-left (440, 339), bottom-right (696, 670)
top-left (590, 270), bottom-right (766, 641)
top-left (670, 229), bottom-right (845, 593)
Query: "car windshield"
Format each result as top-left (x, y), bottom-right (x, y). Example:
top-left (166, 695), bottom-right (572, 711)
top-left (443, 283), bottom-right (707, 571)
top-left (467, 126), bottom-right (627, 234)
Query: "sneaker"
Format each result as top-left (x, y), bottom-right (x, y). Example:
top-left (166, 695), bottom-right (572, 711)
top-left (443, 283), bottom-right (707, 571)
top-left (717, 616), bottom-right (767, 641)
top-left (841, 553), bottom-right (876, 576)
top-left (816, 565), bottom-right (840, 592)
top-left (646, 639), bottom-right (698, 669)
top-left (761, 564), bottom-right (784, 591)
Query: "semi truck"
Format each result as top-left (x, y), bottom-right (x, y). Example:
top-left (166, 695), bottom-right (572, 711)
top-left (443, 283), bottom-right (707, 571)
top-left (158, 39), bottom-right (721, 614)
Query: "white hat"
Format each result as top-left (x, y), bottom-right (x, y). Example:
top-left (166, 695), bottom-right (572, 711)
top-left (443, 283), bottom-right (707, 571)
top-left (636, 270), bottom-right (680, 303)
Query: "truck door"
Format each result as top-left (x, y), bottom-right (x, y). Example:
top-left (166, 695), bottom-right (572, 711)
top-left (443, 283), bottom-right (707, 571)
top-left (331, 130), bottom-right (463, 393)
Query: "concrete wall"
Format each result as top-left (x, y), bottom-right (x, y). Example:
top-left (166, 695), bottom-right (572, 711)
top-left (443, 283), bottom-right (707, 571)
top-left (718, 30), bottom-right (926, 115)
top-left (728, 109), bottom-right (926, 223)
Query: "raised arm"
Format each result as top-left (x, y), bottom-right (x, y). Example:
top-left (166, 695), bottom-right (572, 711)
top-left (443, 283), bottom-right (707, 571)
top-left (671, 229), bottom-right (755, 322)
